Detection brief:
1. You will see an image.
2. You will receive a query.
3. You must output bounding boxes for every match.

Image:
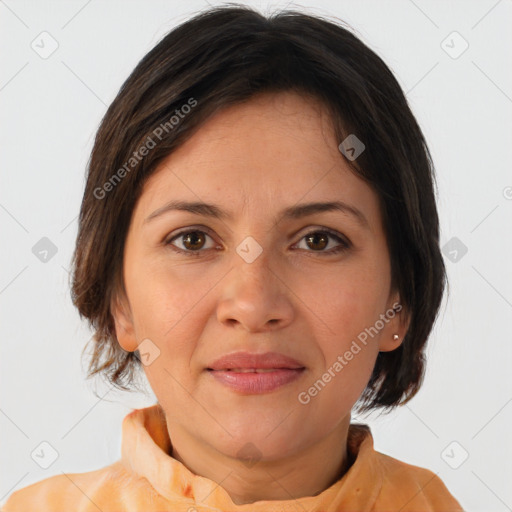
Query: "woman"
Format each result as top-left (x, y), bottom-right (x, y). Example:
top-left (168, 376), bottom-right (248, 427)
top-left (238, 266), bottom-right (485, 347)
top-left (3, 5), bottom-right (462, 511)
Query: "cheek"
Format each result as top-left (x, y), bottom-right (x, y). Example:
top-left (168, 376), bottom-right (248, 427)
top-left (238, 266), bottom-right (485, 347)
top-left (125, 256), bottom-right (216, 358)
top-left (297, 265), bottom-right (384, 395)
top-left (129, 283), bottom-right (184, 338)
top-left (126, 267), bottom-right (209, 404)
top-left (299, 263), bottom-right (387, 335)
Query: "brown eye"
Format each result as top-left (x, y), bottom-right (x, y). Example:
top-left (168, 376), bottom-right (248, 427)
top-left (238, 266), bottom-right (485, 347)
top-left (166, 229), bottom-right (217, 254)
top-left (305, 232), bottom-right (329, 251)
top-left (182, 231), bottom-right (206, 250)
top-left (295, 229), bottom-right (350, 255)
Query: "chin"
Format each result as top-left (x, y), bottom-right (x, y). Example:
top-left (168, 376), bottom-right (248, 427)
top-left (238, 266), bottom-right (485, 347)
top-left (210, 414), bottom-right (314, 462)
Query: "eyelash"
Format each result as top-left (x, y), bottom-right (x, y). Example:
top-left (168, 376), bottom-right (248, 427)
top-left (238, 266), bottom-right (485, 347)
top-left (164, 227), bottom-right (351, 257)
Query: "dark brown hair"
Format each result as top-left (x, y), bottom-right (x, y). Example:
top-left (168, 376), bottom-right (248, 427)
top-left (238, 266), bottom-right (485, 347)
top-left (71, 4), bottom-right (447, 412)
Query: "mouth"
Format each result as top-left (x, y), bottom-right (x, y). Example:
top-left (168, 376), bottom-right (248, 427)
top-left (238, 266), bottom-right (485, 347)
top-left (205, 351), bottom-right (306, 393)
top-left (207, 350), bottom-right (305, 371)
top-left (206, 367), bottom-right (305, 394)
top-left (208, 368), bottom-right (297, 373)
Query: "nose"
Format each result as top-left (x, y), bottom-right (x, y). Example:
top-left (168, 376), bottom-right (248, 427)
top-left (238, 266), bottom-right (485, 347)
top-left (216, 250), bottom-right (294, 333)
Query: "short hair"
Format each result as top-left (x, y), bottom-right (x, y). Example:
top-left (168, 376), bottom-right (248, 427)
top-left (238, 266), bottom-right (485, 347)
top-left (71, 4), bottom-right (447, 413)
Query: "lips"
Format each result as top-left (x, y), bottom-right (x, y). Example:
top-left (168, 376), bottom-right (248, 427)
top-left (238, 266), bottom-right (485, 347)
top-left (219, 368), bottom-right (281, 373)
top-left (206, 351), bottom-right (306, 394)
top-left (207, 351), bottom-right (305, 371)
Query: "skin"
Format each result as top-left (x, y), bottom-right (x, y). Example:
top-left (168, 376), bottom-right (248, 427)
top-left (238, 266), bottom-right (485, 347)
top-left (112, 91), bottom-right (409, 505)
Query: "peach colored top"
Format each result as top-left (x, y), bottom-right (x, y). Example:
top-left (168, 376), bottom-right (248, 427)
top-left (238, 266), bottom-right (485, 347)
top-left (2, 404), bottom-right (463, 511)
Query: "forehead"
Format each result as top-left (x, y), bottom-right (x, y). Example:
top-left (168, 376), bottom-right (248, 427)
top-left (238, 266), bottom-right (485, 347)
top-left (135, 92), bottom-right (382, 232)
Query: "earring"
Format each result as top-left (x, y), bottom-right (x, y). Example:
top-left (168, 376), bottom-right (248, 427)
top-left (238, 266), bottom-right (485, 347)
top-left (393, 334), bottom-right (399, 341)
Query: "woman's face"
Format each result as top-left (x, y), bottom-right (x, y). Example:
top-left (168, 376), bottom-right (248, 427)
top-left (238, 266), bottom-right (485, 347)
top-left (113, 91), bottom-right (405, 461)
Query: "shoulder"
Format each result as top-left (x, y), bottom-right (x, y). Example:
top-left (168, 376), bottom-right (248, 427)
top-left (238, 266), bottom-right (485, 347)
top-left (372, 451), bottom-right (463, 511)
top-left (1, 461), bottom-right (164, 512)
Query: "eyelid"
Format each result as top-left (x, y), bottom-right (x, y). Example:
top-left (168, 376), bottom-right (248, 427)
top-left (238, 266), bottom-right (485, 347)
top-left (165, 225), bottom-right (215, 241)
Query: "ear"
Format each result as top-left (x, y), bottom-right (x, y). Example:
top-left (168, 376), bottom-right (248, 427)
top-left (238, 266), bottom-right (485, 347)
top-left (110, 292), bottom-right (138, 352)
top-left (378, 293), bottom-right (410, 353)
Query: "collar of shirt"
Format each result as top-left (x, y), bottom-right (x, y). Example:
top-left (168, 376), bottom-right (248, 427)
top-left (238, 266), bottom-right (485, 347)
top-left (120, 404), bottom-right (382, 511)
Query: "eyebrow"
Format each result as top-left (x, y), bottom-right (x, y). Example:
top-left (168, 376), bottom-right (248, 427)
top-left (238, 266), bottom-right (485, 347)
top-left (144, 199), bottom-right (369, 229)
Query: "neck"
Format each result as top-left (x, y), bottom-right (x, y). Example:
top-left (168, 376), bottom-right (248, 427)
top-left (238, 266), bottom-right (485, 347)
top-left (167, 418), bottom-right (351, 505)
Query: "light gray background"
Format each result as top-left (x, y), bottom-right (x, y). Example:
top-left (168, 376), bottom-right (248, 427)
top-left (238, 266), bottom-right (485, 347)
top-left (1, 1), bottom-right (511, 510)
